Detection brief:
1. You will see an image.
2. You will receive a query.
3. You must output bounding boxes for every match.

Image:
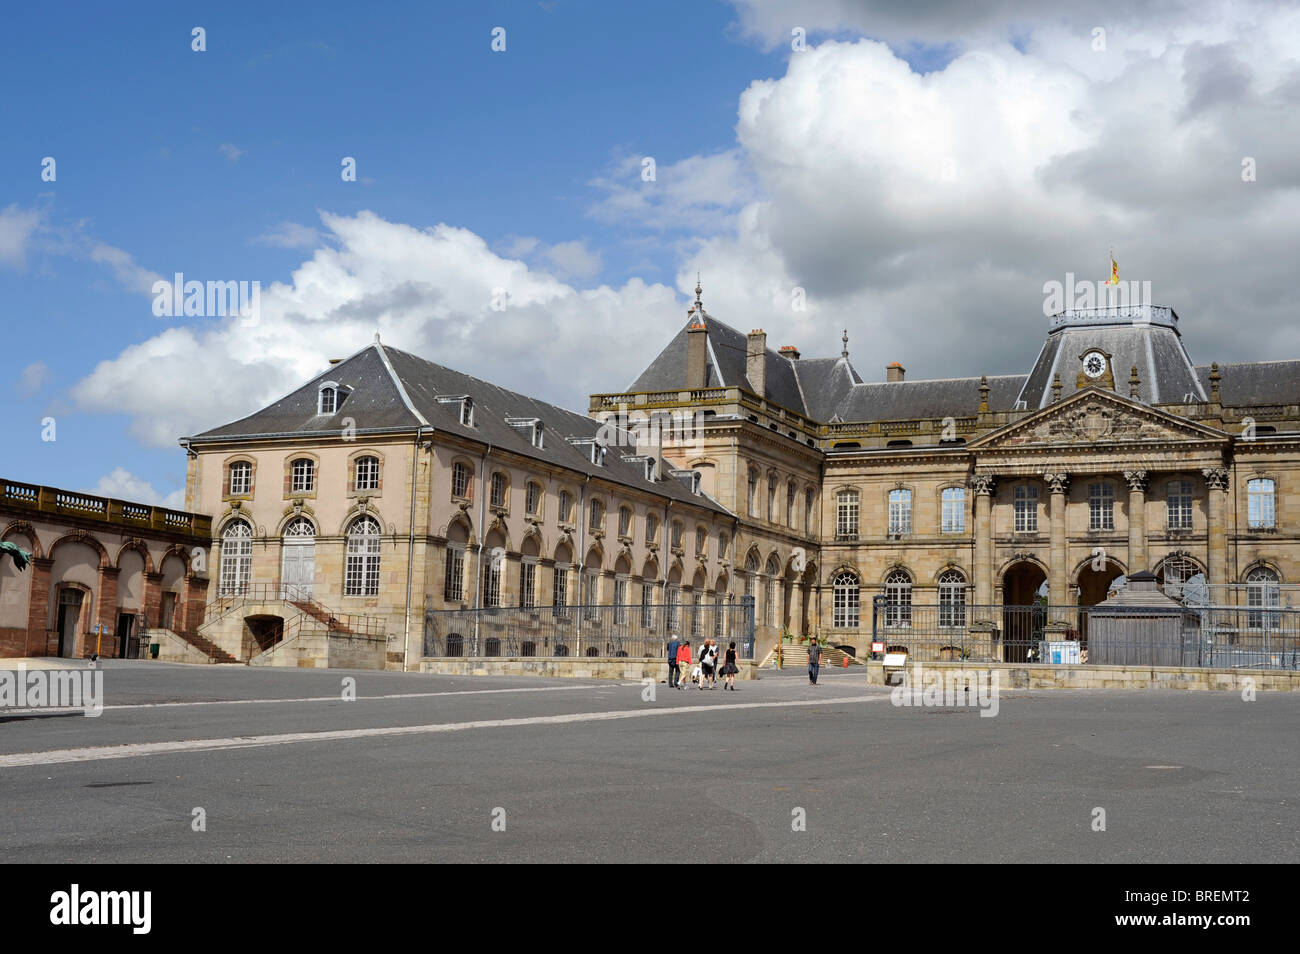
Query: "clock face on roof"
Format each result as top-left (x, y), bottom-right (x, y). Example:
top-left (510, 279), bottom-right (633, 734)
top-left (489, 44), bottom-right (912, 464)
top-left (1082, 351), bottom-right (1107, 379)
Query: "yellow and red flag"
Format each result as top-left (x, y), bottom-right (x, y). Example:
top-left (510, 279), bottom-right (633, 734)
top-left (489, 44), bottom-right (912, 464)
top-left (1106, 255), bottom-right (1119, 285)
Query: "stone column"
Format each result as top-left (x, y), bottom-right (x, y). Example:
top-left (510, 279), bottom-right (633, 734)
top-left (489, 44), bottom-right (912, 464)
top-left (1203, 466), bottom-right (1230, 585)
top-left (1124, 470), bottom-right (1148, 575)
top-left (789, 582), bottom-right (803, 635)
top-left (143, 571), bottom-right (164, 630)
top-left (1044, 473), bottom-right (1070, 607)
top-left (96, 565), bottom-right (120, 656)
top-left (970, 475), bottom-right (996, 616)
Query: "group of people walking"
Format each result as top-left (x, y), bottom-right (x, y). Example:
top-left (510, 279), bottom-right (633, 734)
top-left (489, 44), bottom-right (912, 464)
top-left (666, 636), bottom-right (740, 690)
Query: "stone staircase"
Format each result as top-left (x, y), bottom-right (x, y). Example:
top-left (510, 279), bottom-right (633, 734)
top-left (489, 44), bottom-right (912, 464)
top-left (174, 629), bottom-right (240, 664)
top-left (764, 642), bottom-right (862, 669)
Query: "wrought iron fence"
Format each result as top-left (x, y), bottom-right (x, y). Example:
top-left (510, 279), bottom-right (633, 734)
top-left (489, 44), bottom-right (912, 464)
top-left (870, 599), bottom-right (1300, 671)
top-left (424, 599), bottom-right (755, 660)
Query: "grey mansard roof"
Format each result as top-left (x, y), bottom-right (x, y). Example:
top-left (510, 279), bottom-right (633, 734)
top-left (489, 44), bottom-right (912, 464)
top-left (187, 342), bottom-right (731, 514)
top-left (1195, 361), bottom-right (1300, 407)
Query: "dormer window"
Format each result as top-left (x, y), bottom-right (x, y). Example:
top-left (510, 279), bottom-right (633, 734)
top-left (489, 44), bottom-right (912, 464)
top-left (437, 394), bottom-right (474, 427)
top-left (318, 382), bottom-right (348, 415)
top-left (507, 417), bottom-right (545, 448)
top-left (567, 437), bottom-right (606, 466)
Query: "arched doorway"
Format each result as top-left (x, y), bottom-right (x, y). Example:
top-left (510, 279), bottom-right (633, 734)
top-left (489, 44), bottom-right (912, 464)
top-left (1003, 561), bottom-right (1046, 606)
top-left (1001, 561), bottom-right (1047, 662)
top-left (1077, 558), bottom-right (1124, 606)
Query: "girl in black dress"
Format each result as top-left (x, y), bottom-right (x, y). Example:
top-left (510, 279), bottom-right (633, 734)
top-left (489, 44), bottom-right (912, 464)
top-left (721, 641), bottom-right (739, 690)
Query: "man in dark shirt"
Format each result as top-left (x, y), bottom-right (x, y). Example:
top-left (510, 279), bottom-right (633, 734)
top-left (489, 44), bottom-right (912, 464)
top-left (808, 640), bottom-right (821, 685)
top-left (667, 634), bottom-right (681, 689)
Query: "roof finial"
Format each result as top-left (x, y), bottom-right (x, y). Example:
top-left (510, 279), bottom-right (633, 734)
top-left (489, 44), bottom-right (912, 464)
top-left (694, 272), bottom-right (703, 307)
top-left (374, 332), bottom-right (381, 343)
top-left (841, 328), bottom-right (849, 360)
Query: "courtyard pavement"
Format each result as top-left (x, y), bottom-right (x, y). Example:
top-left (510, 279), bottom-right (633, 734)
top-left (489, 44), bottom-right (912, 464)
top-left (1, 660), bottom-right (1296, 863)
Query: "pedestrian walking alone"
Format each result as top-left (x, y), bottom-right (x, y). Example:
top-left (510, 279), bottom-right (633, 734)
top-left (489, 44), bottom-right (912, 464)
top-left (808, 639), bottom-right (821, 685)
top-left (721, 641), bottom-right (739, 690)
top-left (676, 639), bottom-right (692, 688)
top-left (667, 634), bottom-right (681, 689)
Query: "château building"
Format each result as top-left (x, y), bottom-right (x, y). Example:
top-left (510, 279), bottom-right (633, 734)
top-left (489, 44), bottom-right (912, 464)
top-left (175, 282), bottom-right (1300, 668)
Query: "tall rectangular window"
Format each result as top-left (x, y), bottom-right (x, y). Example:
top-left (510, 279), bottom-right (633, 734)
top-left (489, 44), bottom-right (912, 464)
top-left (490, 473), bottom-right (506, 508)
top-left (1248, 478), bottom-right (1276, 529)
top-left (525, 482), bottom-right (540, 515)
top-left (229, 461), bottom-right (251, 496)
top-left (941, 487), bottom-right (966, 533)
top-left (1089, 483), bottom-right (1114, 531)
top-left (554, 565), bottom-right (569, 611)
top-left (1167, 480), bottom-right (1193, 530)
top-left (519, 560), bottom-right (537, 609)
top-left (583, 569), bottom-right (599, 620)
top-left (787, 483), bottom-right (796, 527)
top-left (483, 560), bottom-right (502, 608)
top-left (889, 489), bottom-right (912, 535)
top-left (452, 462), bottom-right (470, 499)
top-left (613, 577), bottom-right (628, 624)
top-left (836, 490), bottom-right (859, 539)
top-left (667, 585), bottom-right (680, 629)
top-left (1014, 484), bottom-right (1039, 533)
top-left (640, 582), bottom-right (654, 628)
top-left (747, 471), bottom-right (758, 516)
top-left (444, 545), bottom-right (464, 601)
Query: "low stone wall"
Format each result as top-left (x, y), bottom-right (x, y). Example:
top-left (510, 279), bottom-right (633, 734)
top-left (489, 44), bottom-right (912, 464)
top-left (419, 657), bottom-right (759, 681)
top-left (146, 629), bottom-right (213, 665)
top-left (250, 630), bottom-right (387, 670)
top-left (866, 659), bottom-right (1300, 691)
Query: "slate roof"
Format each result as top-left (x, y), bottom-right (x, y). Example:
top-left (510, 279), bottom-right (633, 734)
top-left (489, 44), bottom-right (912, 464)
top-left (1195, 361), bottom-right (1300, 407)
top-left (188, 342), bottom-right (731, 514)
top-left (831, 374), bottom-right (1028, 422)
top-left (626, 312), bottom-right (824, 417)
top-left (1016, 321), bottom-right (1206, 408)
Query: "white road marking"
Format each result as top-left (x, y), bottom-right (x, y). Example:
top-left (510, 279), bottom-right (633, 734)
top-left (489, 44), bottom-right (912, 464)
top-left (0, 683), bottom-right (604, 716)
top-left (0, 694), bottom-right (891, 768)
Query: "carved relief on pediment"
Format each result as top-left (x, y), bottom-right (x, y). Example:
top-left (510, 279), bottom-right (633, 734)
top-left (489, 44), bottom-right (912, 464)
top-left (1028, 401), bottom-right (1167, 444)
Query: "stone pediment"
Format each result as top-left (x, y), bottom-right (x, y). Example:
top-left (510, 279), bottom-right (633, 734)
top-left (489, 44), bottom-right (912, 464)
top-left (968, 387), bottom-right (1228, 451)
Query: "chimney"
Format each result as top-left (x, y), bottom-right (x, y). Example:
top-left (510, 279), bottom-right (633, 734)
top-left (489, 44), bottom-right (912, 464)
top-left (746, 329), bottom-right (767, 397)
top-left (779, 345), bottom-right (800, 360)
top-left (886, 362), bottom-right (906, 383)
top-left (686, 317), bottom-right (708, 389)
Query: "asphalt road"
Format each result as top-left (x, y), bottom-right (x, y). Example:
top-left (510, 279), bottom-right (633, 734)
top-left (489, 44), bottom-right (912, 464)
top-left (1, 660), bottom-right (1296, 863)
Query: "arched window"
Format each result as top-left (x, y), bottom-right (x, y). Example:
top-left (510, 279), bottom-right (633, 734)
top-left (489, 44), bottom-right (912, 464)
top-left (220, 520), bottom-right (253, 596)
top-left (938, 569), bottom-right (967, 628)
top-left (354, 455), bottom-right (380, 492)
top-left (832, 571), bottom-right (860, 629)
top-left (228, 460), bottom-right (252, 496)
top-left (884, 570), bottom-right (912, 627)
top-left (344, 516), bottom-right (381, 596)
top-left (1246, 567), bottom-right (1281, 630)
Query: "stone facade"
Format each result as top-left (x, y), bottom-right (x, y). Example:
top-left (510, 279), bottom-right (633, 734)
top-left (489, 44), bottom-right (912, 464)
top-left (0, 479), bottom-right (211, 658)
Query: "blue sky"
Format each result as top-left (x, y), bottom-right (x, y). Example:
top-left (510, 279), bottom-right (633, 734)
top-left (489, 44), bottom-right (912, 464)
top-left (3, 0), bottom-right (1296, 508)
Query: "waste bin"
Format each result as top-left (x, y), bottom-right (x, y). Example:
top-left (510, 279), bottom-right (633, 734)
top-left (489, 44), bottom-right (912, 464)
top-left (149, 642), bottom-right (160, 659)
